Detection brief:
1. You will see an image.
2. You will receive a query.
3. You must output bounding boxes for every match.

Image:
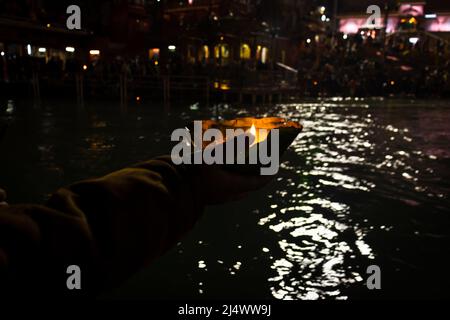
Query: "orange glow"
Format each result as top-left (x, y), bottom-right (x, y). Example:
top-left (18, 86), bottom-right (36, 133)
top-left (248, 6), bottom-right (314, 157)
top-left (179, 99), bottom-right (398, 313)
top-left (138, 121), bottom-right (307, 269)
top-left (248, 123), bottom-right (270, 146)
top-left (201, 117), bottom-right (302, 149)
top-left (220, 83), bottom-right (231, 91)
top-left (250, 124), bottom-right (257, 137)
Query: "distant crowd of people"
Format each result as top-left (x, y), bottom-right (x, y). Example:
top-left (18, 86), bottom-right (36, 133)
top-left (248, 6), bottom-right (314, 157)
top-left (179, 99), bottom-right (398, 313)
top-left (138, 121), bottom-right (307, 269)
top-left (297, 34), bottom-right (450, 98)
top-left (1, 33), bottom-right (450, 98)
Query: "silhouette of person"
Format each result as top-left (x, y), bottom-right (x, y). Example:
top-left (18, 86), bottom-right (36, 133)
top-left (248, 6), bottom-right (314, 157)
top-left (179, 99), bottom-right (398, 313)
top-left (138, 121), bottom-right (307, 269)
top-left (0, 157), bottom-right (271, 298)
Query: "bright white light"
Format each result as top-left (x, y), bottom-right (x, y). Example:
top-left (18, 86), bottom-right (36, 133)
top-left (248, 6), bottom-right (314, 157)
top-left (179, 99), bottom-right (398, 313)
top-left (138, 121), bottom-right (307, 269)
top-left (168, 45), bottom-right (176, 51)
top-left (306, 38), bottom-right (311, 44)
top-left (89, 50), bottom-right (100, 55)
top-left (27, 44), bottom-right (32, 55)
top-left (409, 37), bottom-right (419, 45)
top-left (321, 15), bottom-right (327, 22)
top-left (425, 14), bottom-right (437, 19)
top-left (38, 47), bottom-right (46, 53)
top-left (343, 34), bottom-right (348, 40)
top-left (0, 51), bottom-right (4, 56)
top-left (65, 47), bottom-right (75, 53)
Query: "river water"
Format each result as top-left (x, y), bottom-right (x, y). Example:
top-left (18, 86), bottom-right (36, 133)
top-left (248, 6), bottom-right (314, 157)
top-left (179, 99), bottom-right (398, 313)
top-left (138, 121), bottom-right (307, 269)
top-left (0, 98), bottom-right (449, 299)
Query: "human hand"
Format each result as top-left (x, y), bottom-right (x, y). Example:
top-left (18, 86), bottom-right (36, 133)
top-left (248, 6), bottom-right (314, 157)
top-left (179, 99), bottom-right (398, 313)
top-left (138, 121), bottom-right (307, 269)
top-left (192, 165), bottom-right (274, 205)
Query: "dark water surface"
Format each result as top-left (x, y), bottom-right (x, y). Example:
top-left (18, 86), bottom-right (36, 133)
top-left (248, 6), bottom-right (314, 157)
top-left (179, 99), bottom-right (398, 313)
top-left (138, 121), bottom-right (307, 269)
top-left (1, 98), bottom-right (449, 299)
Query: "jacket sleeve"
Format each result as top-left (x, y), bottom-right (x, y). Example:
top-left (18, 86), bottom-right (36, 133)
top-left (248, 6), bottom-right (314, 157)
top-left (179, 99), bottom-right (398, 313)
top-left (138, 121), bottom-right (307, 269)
top-left (0, 157), bottom-right (204, 296)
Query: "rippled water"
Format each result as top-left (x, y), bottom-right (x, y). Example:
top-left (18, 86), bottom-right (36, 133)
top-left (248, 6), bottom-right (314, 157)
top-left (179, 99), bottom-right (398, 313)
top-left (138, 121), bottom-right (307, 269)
top-left (1, 98), bottom-right (449, 299)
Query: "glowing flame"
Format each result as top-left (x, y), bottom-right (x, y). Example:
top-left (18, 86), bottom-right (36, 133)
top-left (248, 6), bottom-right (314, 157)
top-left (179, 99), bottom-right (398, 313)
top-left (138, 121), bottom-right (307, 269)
top-left (248, 124), bottom-right (269, 146)
top-left (250, 124), bottom-right (257, 137)
top-left (248, 124), bottom-right (258, 147)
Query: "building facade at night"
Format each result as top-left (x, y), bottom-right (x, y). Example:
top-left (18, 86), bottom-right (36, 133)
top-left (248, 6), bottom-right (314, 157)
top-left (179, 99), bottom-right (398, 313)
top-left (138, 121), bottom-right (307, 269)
top-left (0, 0), bottom-right (324, 68)
top-left (157, 0), bottom-right (318, 69)
top-left (0, 0), bottom-right (155, 62)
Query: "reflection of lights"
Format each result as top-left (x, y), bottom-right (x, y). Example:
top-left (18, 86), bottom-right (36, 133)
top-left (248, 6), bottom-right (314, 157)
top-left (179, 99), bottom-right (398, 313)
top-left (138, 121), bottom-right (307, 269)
top-left (86, 135), bottom-right (115, 152)
top-left (38, 47), bottom-right (46, 53)
top-left (399, 4), bottom-right (424, 17)
top-left (65, 47), bottom-right (75, 53)
top-left (220, 83), bottom-right (230, 91)
top-left (89, 49), bottom-right (100, 55)
top-left (409, 37), bottom-right (419, 45)
top-left (386, 55), bottom-right (399, 62)
top-left (6, 100), bottom-right (15, 114)
top-left (427, 16), bottom-right (450, 32)
top-left (340, 19), bottom-right (361, 34)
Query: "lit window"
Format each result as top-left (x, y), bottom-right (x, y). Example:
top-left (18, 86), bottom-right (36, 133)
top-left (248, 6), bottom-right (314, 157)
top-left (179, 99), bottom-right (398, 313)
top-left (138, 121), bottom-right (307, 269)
top-left (149, 48), bottom-right (160, 60)
top-left (198, 45), bottom-right (210, 61)
top-left (256, 46), bottom-right (269, 63)
top-left (221, 44), bottom-right (230, 59)
top-left (214, 44), bottom-right (229, 59)
top-left (240, 44), bottom-right (251, 60)
top-left (261, 47), bottom-right (268, 64)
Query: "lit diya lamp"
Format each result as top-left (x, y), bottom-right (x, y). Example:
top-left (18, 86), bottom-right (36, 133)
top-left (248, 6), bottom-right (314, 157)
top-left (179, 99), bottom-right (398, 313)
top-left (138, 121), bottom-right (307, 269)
top-left (196, 117), bottom-right (303, 175)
